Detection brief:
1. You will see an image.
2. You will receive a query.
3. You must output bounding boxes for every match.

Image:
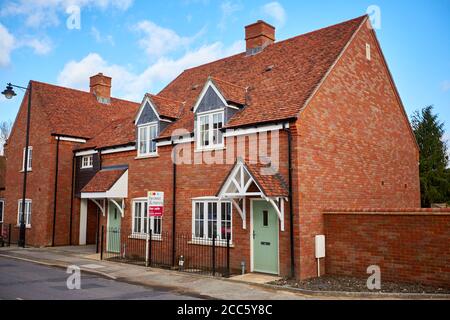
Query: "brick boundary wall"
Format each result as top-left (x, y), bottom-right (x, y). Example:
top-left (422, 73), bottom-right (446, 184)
top-left (323, 209), bottom-right (450, 287)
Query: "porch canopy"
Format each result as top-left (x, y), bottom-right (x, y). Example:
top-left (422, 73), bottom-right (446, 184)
top-left (80, 168), bottom-right (128, 217)
top-left (216, 158), bottom-right (289, 231)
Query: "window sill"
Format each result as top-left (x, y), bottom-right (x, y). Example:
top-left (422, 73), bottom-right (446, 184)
top-left (128, 233), bottom-right (162, 241)
top-left (81, 167), bottom-right (93, 170)
top-left (19, 170), bottom-right (32, 173)
top-left (188, 239), bottom-right (234, 248)
top-left (135, 153), bottom-right (159, 160)
top-left (15, 224), bottom-right (31, 229)
top-left (194, 146), bottom-right (226, 153)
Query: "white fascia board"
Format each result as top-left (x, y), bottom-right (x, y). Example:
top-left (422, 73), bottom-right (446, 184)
top-left (101, 146), bottom-right (136, 155)
top-left (75, 150), bottom-right (97, 157)
top-left (156, 137), bottom-right (194, 147)
top-left (55, 136), bottom-right (87, 143)
top-left (224, 123), bottom-right (289, 137)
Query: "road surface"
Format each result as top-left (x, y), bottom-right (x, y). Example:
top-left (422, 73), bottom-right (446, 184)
top-left (0, 256), bottom-right (202, 300)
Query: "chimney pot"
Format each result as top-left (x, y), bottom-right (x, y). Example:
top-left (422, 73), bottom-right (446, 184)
top-left (89, 73), bottom-right (112, 103)
top-left (245, 20), bottom-right (275, 54)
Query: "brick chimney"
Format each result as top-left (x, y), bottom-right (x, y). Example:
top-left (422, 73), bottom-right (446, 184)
top-left (90, 73), bottom-right (111, 103)
top-left (245, 20), bottom-right (275, 54)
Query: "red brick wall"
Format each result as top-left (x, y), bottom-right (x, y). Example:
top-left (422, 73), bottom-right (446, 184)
top-left (3, 90), bottom-right (55, 247)
top-left (3, 88), bottom-right (84, 247)
top-left (87, 130), bottom-right (293, 276)
top-left (294, 23), bottom-right (421, 279)
top-left (324, 210), bottom-right (450, 287)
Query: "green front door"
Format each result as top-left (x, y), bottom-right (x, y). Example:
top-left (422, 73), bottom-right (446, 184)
top-left (107, 201), bottom-right (121, 253)
top-left (252, 200), bottom-right (279, 274)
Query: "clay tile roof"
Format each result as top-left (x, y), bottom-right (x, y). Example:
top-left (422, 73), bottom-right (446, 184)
top-left (146, 94), bottom-right (184, 119)
top-left (82, 117), bottom-right (135, 150)
top-left (0, 156), bottom-right (5, 190)
top-left (210, 77), bottom-right (247, 106)
top-left (28, 81), bottom-right (139, 139)
top-left (81, 169), bottom-right (126, 193)
top-left (158, 15), bottom-right (366, 139)
top-left (245, 160), bottom-right (289, 197)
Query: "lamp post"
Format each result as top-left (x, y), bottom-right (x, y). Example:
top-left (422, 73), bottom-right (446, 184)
top-left (2, 82), bottom-right (32, 248)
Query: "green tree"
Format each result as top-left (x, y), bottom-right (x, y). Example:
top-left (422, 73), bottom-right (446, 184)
top-left (412, 106), bottom-right (450, 207)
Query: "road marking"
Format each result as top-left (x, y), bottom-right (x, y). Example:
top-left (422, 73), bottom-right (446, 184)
top-left (16, 297), bottom-right (23, 300)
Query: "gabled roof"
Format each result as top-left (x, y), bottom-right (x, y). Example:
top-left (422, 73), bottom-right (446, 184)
top-left (81, 169), bottom-right (126, 193)
top-left (15, 81), bottom-right (140, 140)
top-left (156, 15), bottom-right (367, 139)
top-left (143, 94), bottom-right (184, 120)
top-left (245, 161), bottom-right (289, 198)
top-left (210, 77), bottom-right (247, 106)
top-left (78, 15), bottom-right (367, 149)
top-left (217, 157), bottom-right (288, 198)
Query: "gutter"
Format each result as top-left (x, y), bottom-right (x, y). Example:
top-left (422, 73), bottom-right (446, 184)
top-left (51, 136), bottom-right (61, 247)
top-left (171, 140), bottom-right (177, 266)
top-left (283, 123), bottom-right (296, 278)
top-left (69, 154), bottom-right (75, 245)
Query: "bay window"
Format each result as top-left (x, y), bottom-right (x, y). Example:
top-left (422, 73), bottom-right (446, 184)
top-left (193, 200), bottom-right (232, 242)
top-left (132, 199), bottom-right (162, 237)
top-left (196, 111), bottom-right (224, 149)
top-left (17, 199), bottom-right (32, 227)
top-left (138, 124), bottom-right (158, 157)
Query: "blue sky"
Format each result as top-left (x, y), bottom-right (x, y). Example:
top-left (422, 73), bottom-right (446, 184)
top-left (1, 0), bottom-right (449, 146)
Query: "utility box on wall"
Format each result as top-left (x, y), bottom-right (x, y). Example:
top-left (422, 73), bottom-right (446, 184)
top-left (315, 235), bottom-right (326, 259)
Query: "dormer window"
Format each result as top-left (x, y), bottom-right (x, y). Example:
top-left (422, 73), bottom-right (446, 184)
top-left (81, 155), bottom-right (93, 169)
top-left (138, 123), bottom-right (158, 156)
top-left (197, 110), bottom-right (224, 149)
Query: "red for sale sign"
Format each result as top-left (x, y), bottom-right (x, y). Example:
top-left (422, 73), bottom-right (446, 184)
top-left (148, 191), bottom-right (164, 217)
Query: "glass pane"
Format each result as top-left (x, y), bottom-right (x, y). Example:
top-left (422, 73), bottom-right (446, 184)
top-left (149, 125), bottom-right (157, 153)
top-left (28, 149), bottom-right (32, 168)
top-left (154, 217), bottom-right (161, 235)
top-left (139, 127), bottom-right (147, 154)
top-left (263, 210), bottom-right (269, 227)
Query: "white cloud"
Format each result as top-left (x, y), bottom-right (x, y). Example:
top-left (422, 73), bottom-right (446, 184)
top-left (133, 20), bottom-right (204, 59)
top-left (218, 1), bottom-right (242, 31)
top-left (57, 40), bottom-right (245, 101)
top-left (0, 0), bottom-right (133, 28)
top-left (0, 23), bottom-right (15, 67)
top-left (18, 36), bottom-right (53, 55)
top-left (261, 2), bottom-right (287, 27)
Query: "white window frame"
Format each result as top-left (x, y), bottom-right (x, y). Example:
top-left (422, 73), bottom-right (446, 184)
top-left (196, 110), bottom-right (224, 151)
top-left (192, 199), bottom-right (232, 244)
top-left (137, 123), bottom-right (158, 157)
top-left (132, 199), bottom-right (162, 239)
top-left (17, 199), bottom-right (32, 228)
top-left (0, 199), bottom-right (4, 223)
top-left (81, 155), bottom-right (93, 169)
top-left (22, 146), bottom-right (32, 171)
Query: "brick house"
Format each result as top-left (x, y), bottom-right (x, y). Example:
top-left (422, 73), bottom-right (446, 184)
top-left (2, 15), bottom-right (421, 280)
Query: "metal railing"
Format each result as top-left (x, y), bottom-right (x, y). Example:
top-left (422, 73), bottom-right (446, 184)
top-left (100, 226), bottom-right (231, 277)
